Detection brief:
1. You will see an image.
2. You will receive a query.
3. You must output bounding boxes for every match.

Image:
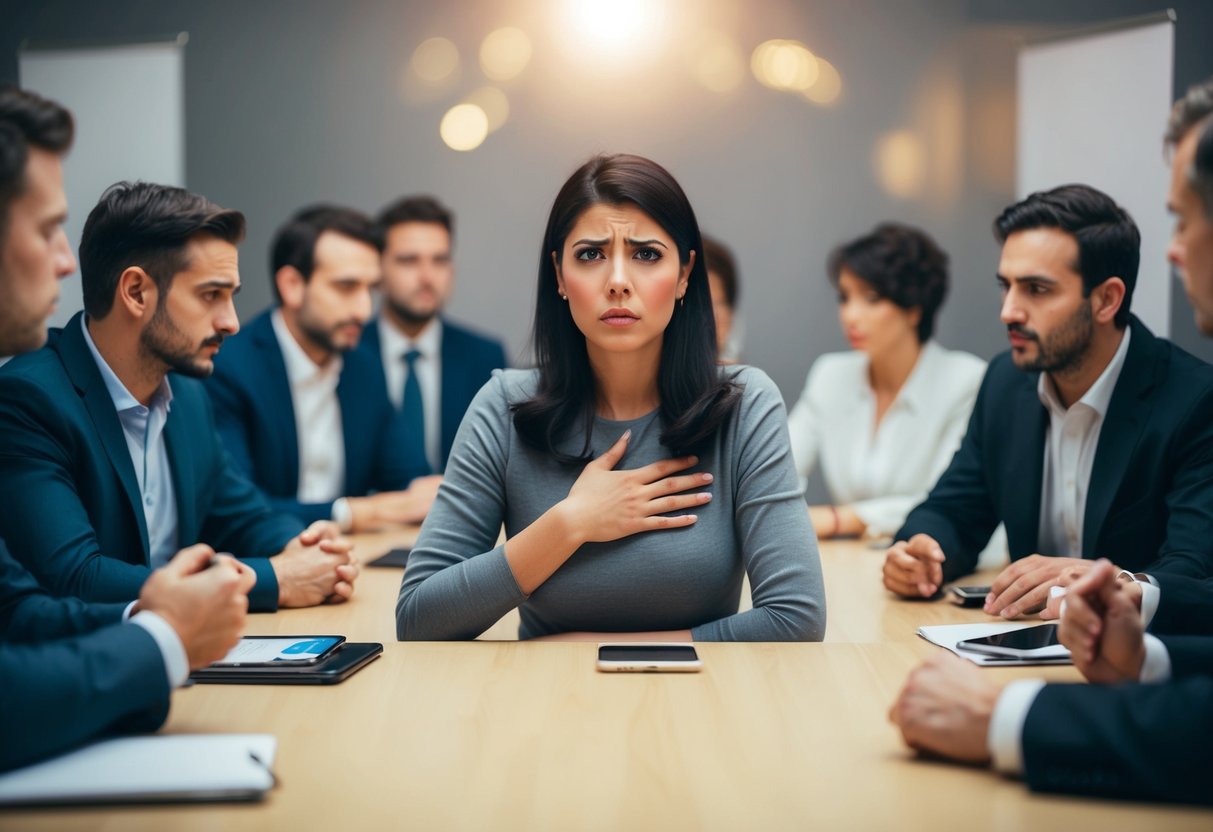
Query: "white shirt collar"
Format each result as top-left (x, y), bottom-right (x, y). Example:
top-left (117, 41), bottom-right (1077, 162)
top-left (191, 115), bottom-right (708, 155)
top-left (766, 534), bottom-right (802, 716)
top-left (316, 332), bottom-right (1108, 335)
top-left (1037, 326), bottom-right (1132, 417)
top-left (853, 340), bottom-right (942, 412)
top-left (271, 308), bottom-right (343, 388)
top-left (80, 315), bottom-right (173, 414)
top-left (381, 314), bottom-right (442, 360)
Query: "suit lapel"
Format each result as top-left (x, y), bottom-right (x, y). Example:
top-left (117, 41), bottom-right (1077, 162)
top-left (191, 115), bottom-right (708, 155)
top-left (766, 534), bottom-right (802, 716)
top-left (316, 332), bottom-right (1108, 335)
top-left (252, 315), bottom-right (300, 492)
top-left (1084, 321), bottom-right (1156, 557)
top-left (336, 367), bottom-right (360, 492)
top-left (1004, 374), bottom-right (1048, 554)
top-left (162, 391), bottom-right (197, 545)
top-left (57, 314), bottom-right (151, 561)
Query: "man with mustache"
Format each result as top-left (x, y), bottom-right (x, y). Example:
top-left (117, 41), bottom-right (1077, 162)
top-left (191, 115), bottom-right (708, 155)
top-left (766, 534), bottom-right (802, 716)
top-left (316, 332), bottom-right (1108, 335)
top-left (884, 184), bottom-right (1213, 616)
top-left (889, 81), bottom-right (1213, 805)
top-left (360, 196), bottom-right (508, 476)
top-left (207, 205), bottom-right (436, 532)
top-left (0, 182), bottom-right (358, 611)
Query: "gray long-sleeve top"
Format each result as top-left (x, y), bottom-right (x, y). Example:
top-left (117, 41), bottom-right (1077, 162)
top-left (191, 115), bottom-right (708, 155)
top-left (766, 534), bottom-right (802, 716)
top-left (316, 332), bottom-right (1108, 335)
top-left (395, 366), bottom-right (826, 641)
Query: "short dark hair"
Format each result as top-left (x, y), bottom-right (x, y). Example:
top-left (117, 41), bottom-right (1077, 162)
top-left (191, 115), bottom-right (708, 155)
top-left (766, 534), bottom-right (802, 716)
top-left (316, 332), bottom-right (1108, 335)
top-left (269, 204), bottom-right (381, 303)
top-left (377, 195), bottom-right (454, 240)
top-left (701, 233), bottom-right (739, 310)
top-left (0, 86), bottom-right (73, 241)
top-left (993, 184), bottom-right (1140, 329)
top-left (79, 182), bottom-right (246, 319)
top-left (1166, 78), bottom-right (1213, 217)
top-left (827, 223), bottom-right (948, 343)
top-left (514, 153), bottom-right (741, 463)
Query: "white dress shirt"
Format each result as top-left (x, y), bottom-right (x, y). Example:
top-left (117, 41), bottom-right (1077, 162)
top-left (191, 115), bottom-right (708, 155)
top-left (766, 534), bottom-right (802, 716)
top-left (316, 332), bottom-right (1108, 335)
top-left (379, 315), bottom-right (442, 473)
top-left (81, 317), bottom-right (179, 569)
top-left (271, 310), bottom-right (346, 504)
top-left (1036, 328), bottom-right (1131, 556)
top-left (786, 341), bottom-right (988, 537)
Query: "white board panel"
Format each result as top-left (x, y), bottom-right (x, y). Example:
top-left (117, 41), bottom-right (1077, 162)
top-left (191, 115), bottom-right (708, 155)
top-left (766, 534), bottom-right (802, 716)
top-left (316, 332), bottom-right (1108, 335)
top-left (19, 38), bottom-right (185, 328)
top-left (1018, 19), bottom-right (1173, 335)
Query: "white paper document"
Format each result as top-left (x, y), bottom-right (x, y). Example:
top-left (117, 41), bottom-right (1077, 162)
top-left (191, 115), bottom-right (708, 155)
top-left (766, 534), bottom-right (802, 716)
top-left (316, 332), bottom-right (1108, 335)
top-left (0, 733), bottom-right (277, 806)
top-left (917, 622), bottom-right (1072, 666)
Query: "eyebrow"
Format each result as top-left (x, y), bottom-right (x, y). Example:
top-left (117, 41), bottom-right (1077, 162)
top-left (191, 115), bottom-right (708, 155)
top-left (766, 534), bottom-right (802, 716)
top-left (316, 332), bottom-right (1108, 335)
top-left (197, 279), bottom-right (241, 293)
top-left (571, 237), bottom-right (669, 249)
top-left (995, 273), bottom-right (1058, 285)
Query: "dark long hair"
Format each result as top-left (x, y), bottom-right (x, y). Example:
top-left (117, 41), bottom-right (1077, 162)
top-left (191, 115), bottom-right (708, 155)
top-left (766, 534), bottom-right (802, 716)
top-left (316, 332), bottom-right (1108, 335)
top-left (512, 154), bottom-right (741, 464)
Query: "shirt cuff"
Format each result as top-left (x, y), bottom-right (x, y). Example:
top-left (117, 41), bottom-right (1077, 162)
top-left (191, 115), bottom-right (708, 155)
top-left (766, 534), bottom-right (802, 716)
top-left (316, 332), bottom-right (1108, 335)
top-left (1139, 582), bottom-right (1160, 629)
top-left (130, 610), bottom-right (190, 688)
top-left (1139, 633), bottom-right (1172, 683)
top-left (332, 497), bottom-right (353, 533)
top-left (122, 600), bottom-right (138, 621)
top-left (988, 679), bottom-right (1047, 775)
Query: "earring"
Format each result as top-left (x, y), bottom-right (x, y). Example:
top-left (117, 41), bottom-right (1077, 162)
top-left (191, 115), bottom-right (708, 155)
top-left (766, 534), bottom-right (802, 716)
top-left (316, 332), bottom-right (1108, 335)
top-left (679, 296), bottom-right (685, 309)
top-left (559, 293), bottom-right (568, 301)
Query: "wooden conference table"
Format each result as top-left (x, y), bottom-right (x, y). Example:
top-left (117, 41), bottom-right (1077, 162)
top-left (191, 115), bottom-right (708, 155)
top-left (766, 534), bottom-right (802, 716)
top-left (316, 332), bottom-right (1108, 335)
top-left (7, 533), bottom-right (1211, 831)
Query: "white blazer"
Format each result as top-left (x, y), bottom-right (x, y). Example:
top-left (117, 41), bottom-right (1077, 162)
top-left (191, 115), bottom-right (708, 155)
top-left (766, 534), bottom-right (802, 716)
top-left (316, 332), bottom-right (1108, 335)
top-left (787, 341), bottom-right (986, 537)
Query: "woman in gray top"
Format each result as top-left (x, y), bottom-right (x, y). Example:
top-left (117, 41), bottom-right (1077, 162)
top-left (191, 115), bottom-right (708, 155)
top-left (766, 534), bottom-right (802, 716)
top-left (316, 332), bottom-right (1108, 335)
top-left (396, 154), bottom-right (825, 642)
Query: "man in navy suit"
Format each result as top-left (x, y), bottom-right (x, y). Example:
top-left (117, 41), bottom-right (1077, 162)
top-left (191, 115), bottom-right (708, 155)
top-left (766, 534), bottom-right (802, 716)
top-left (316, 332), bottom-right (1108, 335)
top-left (207, 205), bottom-right (438, 531)
top-left (362, 196), bottom-right (508, 474)
top-left (0, 85), bottom-right (253, 772)
top-left (884, 184), bottom-right (1213, 618)
top-left (889, 79), bottom-right (1213, 807)
top-left (0, 181), bottom-right (358, 612)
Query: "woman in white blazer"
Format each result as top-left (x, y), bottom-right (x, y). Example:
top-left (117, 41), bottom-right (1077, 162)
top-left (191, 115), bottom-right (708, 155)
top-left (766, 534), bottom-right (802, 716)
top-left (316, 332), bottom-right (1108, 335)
top-left (788, 223), bottom-right (986, 540)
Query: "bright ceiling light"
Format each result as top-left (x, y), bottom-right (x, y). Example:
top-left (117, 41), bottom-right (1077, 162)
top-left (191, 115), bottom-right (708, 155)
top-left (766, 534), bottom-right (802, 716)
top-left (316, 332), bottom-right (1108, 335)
top-left (560, 0), bottom-right (668, 58)
top-left (440, 104), bottom-right (489, 151)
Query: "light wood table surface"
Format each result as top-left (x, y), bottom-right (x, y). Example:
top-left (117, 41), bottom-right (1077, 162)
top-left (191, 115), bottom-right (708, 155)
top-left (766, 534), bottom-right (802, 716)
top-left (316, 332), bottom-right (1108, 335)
top-left (5, 534), bottom-right (1210, 830)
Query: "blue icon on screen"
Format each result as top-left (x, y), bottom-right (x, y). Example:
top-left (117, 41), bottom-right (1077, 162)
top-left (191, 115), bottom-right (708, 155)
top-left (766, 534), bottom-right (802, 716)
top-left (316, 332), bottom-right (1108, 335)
top-left (282, 638), bottom-right (336, 656)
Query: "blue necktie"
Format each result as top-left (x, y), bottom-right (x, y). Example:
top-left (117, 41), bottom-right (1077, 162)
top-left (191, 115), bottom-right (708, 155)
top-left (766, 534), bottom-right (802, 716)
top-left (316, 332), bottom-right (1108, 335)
top-left (402, 349), bottom-right (431, 476)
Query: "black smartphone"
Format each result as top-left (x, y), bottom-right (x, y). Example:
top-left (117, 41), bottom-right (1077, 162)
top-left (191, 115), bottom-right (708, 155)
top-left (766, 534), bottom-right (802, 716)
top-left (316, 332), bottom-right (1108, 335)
top-left (958, 624), bottom-right (1062, 658)
top-left (596, 643), bottom-right (702, 672)
top-left (948, 585), bottom-right (991, 607)
top-left (368, 548), bottom-right (411, 568)
top-left (208, 635), bottom-right (345, 667)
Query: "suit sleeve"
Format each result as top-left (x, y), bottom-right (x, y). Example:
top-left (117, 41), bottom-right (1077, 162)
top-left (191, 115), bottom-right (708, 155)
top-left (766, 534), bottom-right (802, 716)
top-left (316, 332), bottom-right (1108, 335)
top-left (895, 370), bottom-right (1002, 583)
top-left (1149, 574), bottom-right (1213, 636)
top-left (1146, 383), bottom-right (1213, 579)
top-left (0, 541), bottom-right (125, 641)
top-left (1156, 634), bottom-right (1213, 677)
top-left (0, 625), bottom-right (171, 772)
top-left (1021, 676), bottom-right (1213, 805)
top-left (0, 375), bottom-right (155, 602)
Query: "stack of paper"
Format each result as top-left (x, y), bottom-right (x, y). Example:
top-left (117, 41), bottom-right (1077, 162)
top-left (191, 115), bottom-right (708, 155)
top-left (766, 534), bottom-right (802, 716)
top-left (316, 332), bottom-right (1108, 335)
top-left (917, 622), bottom-right (1072, 666)
top-left (0, 733), bottom-right (277, 806)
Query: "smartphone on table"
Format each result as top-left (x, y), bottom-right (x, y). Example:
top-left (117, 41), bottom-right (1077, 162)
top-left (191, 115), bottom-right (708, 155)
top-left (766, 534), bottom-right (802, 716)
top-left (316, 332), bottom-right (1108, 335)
top-left (209, 635), bottom-right (346, 667)
top-left (596, 643), bottom-right (702, 673)
top-left (957, 624), bottom-right (1065, 659)
top-left (948, 585), bottom-right (991, 608)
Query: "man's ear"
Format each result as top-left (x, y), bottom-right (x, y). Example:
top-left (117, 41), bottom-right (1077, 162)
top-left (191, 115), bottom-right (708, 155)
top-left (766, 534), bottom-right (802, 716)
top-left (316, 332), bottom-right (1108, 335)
top-left (276, 266), bottom-right (307, 310)
top-left (1092, 276), bottom-right (1126, 325)
top-left (115, 266), bottom-right (157, 320)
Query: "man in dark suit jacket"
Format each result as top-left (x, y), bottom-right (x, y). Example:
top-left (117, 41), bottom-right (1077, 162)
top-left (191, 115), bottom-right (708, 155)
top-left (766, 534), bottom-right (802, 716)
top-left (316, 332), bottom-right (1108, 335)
top-left (885, 184), bottom-right (1213, 619)
top-left (0, 182), bottom-right (358, 612)
top-left (0, 85), bottom-right (251, 773)
top-left (365, 195), bottom-right (508, 473)
top-left (207, 206), bottom-right (435, 531)
top-left (890, 79), bottom-right (1213, 807)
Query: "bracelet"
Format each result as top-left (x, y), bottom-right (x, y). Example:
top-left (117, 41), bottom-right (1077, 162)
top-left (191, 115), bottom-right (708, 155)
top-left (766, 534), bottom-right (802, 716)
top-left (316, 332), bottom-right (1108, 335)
top-left (828, 505), bottom-right (841, 538)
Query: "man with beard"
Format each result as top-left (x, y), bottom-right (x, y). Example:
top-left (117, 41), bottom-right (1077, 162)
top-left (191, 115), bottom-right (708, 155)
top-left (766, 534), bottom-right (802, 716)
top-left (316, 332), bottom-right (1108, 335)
top-left (0, 182), bottom-right (358, 611)
top-left (889, 83), bottom-right (1213, 806)
top-left (360, 196), bottom-right (507, 474)
top-left (207, 205), bottom-right (437, 531)
top-left (884, 184), bottom-right (1213, 616)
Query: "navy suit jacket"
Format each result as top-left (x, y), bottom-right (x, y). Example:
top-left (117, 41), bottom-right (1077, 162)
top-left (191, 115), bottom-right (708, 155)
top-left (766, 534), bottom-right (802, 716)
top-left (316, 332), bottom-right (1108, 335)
top-left (360, 316), bottom-right (507, 471)
top-left (897, 317), bottom-right (1213, 582)
top-left (0, 312), bottom-right (303, 611)
top-left (0, 539), bottom-right (169, 772)
top-left (205, 310), bottom-right (423, 525)
top-left (1021, 573), bottom-right (1213, 805)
